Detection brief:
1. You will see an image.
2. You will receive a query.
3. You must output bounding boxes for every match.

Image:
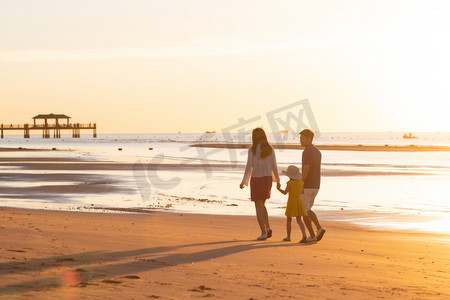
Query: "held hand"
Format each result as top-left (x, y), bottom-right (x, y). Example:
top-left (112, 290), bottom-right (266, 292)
top-left (277, 185), bottom-right (286, 195)
top-left (276, 182), bottom-right (281, 190)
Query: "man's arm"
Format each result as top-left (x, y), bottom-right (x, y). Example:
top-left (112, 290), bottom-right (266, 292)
top-left (302, 164), bottom-right (310, 182)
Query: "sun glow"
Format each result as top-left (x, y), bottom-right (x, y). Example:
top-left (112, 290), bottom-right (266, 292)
top-left (0, 1), bottom-right (449, 133)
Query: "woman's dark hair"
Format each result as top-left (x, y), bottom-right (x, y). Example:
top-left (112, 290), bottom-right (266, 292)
top-left (251, 128), bottom-right (272, 158)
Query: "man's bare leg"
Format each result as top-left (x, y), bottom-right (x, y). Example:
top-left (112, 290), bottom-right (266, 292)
top-left (308, 209), bottom-right (322, 231)
top-left (302, 214), bottom-right (316, 238)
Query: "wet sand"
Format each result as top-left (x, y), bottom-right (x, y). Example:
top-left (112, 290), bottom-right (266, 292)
top-left (4, 143), bottom-right (450, 154)
top-left (0, 147), bottom-right (44, 152)
top-left (1, 207), bottom-right (449, 299)
top-left (0, 156), bottom-right (432, 176)
top-left (191, 143), bottom-right (450, 152)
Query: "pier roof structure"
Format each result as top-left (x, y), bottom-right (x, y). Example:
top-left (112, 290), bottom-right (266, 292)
top-left (33, 114), bottom-right (71, 119)
top-left (32, 113), bottom-right (71, 126)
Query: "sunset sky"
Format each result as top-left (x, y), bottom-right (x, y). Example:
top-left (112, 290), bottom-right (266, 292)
top-left (1, 0), bottom-right (449, 133)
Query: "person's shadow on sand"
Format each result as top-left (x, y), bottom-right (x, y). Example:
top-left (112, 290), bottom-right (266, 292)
top-left (0, 239), bottom-right (313, 295)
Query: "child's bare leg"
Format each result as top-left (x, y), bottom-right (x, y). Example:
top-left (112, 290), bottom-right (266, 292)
top-left (284, 217), bottom-right (292, 241)
top-left (296, 217), bottom-right (306, 238)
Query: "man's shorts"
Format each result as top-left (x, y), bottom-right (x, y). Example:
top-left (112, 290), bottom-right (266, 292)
top-left (301, 189), bottom-right (319, 211)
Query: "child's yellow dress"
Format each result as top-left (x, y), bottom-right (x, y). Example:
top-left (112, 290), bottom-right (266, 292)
top-left (285, 179), bottom-right (307, 217)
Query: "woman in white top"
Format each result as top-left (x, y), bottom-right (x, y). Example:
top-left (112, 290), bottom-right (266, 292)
top-left (240, 128), bottom-right (281, 240)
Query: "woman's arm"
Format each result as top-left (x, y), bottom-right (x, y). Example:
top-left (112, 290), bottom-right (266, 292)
top-left (271, 147), bottom-right (281, 188)
top-left (240, 148), bottom-right (253, 188)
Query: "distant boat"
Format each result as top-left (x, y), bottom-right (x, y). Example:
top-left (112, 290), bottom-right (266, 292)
top-left (279, 130), bottom-right (288, 133)
top-left (403, 132), bottom-right (418, 139)
top-left (205, 130), bottom-right (216, 134)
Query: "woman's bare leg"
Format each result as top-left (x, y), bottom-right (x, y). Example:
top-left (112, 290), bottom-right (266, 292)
top-left (262, 199), bottom-right (270, 230)
top-left (254, 200), bottom-right (267, 235)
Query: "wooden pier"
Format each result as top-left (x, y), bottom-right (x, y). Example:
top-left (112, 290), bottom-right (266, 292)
top-left (1, 114), bottom-right (97, 139)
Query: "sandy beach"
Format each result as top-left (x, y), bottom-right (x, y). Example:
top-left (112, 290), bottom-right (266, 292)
top-left (1, 207), bottom-right (449, 299)
top-left (1, 141), bottom-right (449, 298)
top-left (3, 0), bottom-right (450, 298)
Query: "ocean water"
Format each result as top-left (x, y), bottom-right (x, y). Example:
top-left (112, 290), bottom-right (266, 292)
top-left (1, 132), bottom-right (449, 234)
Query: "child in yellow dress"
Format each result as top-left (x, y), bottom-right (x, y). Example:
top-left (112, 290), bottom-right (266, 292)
top-left (277, 165), bottom-right (314, 243)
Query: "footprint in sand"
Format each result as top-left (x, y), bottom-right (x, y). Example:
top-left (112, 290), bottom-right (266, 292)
top-left (55, 258), bottom-right (76, 263)
top-left (189, 285), bottom-right (213, 293)
top-left (123, 275), bottom-right (140, 279)
top-left (102, 279), bottom-right (122, 284)
top-left (76, 281), bottom-right (99, 287)
top-left (7, 249), bottom-right (26, 253)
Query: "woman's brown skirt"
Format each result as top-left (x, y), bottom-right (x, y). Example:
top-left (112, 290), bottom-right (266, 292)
top-left (250, 176), bottom-right (273, 201)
